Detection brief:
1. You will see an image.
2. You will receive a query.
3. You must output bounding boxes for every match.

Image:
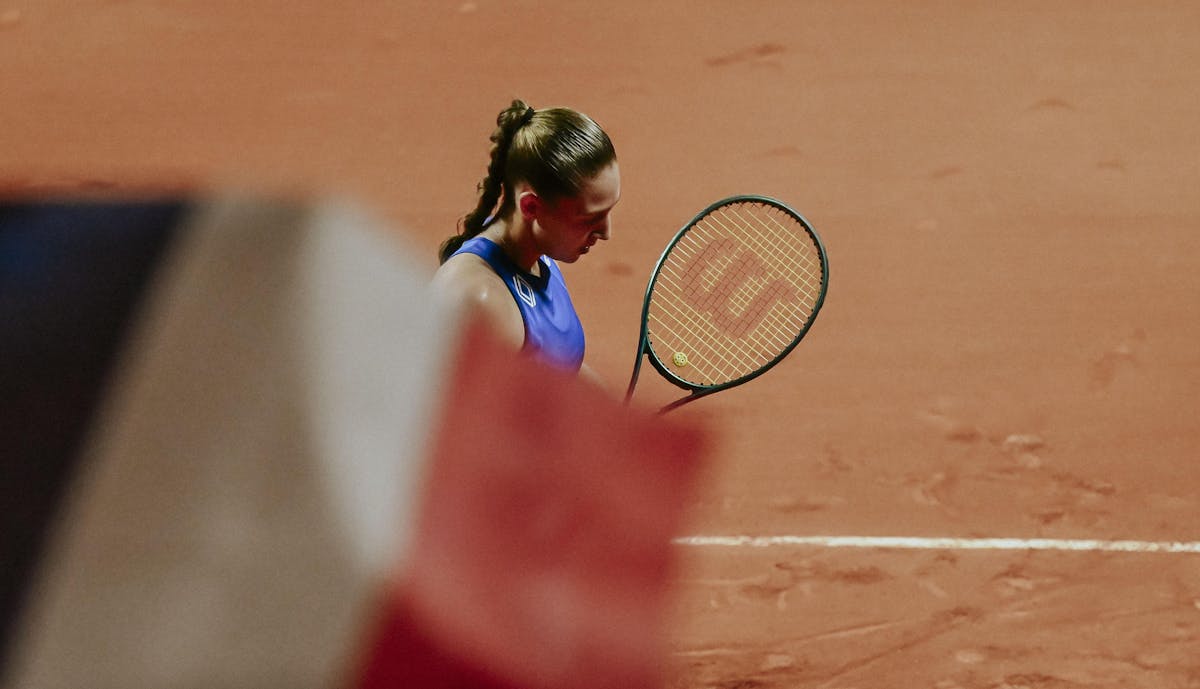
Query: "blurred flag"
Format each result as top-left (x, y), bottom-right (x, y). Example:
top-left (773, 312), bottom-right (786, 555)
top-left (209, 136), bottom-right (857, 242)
top-left (1, 197), bottom-right (707, 689)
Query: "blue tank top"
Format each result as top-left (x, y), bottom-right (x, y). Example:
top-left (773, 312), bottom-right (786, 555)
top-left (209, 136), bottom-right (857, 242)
top-left (452, 236), bottom-right (585, 371)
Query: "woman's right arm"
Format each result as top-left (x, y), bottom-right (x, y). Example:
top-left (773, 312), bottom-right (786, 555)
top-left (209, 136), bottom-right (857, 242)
top-left (430, 255), bottom-right (526, 354)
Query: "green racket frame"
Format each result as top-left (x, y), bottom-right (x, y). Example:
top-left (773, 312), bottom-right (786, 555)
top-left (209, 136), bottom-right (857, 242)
top-left (623, 194), bottom-right (829, 413)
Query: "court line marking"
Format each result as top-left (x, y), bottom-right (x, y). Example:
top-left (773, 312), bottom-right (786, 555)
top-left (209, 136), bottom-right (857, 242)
top-left (673, 535), bottom-right (1200, 554)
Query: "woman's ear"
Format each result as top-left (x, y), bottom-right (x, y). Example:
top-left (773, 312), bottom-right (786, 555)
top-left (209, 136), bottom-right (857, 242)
top-left (517, 191), bottom-right (540, 221)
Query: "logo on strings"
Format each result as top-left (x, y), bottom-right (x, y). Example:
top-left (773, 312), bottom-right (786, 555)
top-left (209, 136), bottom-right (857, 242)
top-left (678, 238), bottom-right (795, 338)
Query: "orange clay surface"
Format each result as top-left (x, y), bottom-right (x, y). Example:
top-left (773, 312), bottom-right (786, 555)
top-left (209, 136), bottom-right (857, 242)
top-left (4, 3), bottom-right (1199, 686)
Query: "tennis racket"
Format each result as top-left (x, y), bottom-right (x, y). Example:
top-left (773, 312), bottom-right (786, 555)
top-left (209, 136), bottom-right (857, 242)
top-left (624, 195), bottom-right (829, 413)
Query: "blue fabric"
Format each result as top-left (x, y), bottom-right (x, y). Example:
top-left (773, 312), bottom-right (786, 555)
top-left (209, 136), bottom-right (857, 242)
top-left (453, 236), bottom-right (585, 371)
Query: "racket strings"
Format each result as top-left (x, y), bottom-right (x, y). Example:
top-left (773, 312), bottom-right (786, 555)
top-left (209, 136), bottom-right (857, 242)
top-left (647, 201), bottom-right (825, 386)
top-left (700, 210), bottom-right (820, 331)
top-left (718, 204), bottom-right (824, 301)
top-left (691, 210), bottom-right (822, 317)
top-left (655, 244), bottom-right (798, 355)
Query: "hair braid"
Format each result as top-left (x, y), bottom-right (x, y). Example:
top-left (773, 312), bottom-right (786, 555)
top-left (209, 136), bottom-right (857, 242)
top-left (438, 100), bottom-right (535, 264)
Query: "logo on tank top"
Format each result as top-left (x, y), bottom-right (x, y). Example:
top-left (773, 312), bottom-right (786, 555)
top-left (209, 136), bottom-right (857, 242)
top-left (512, 275), bottom-right (536, 308)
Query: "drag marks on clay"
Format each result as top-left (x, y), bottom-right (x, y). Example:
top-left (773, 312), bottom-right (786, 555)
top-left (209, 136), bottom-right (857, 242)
top-left (1012, 97), bottom-right (1080, 141)
top-left (671, 620), bottom-right (911, 689)
top-left (989, 560), bottom-right (1068, 600)
top-left (704, 42), bottom-right (787, 69)
top-left (904, 470), bottom-right (962, 516)
top-left (914, 550), bottom-right (961, 599)
top-left (814, 444), bottom-right (857, 475)
top-left (762, 447), bottom-right (852, 517)
top-left (604, 260), bottom-right (634, 277)
top-left (804, 606), bottom-right (986, 689)
top-left (756, 145), bottom-right (803, 159)
top-left (712, 680), bottom-right (771, 689)
top-left (918, 408), bottom-right (987, 445)
top-left (909, 402), bottom-right (1134, 530)
top-left (672, 549), bottom-right (1200, 688)
top-left (988, 672), bottom-right (1085, 688)
top-left (690, 558), bottom-right (896, 612)
top-left (1028, 97), bottom-right (1075, 112)
top-left (0, 9), bottom-right (22, 29)
top-left (999, 434), bottom-right (1047, 469)
top-left (766, 494), bottom-right (846, 514)
top-left (930, 165), bottom-right (966, 180)
top-left (758, 451), bottom-right (854, 516)
top-left (1088, 330), bottom-right (1144, 390)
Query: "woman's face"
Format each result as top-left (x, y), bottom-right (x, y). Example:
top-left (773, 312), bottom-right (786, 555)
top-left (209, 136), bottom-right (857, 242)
top-left (533, 162), bottom-right (621, 263)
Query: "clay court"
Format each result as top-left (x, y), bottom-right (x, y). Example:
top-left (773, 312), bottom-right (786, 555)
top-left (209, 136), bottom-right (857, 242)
top-left (4, 3), bottom-right (1199, 686)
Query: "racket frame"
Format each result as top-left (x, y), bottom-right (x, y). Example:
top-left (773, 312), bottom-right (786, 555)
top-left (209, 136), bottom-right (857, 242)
top-left (624, 194), bottom-right (829, 413)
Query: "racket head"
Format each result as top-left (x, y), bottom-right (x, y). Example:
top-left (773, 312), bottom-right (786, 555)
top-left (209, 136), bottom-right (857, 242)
top-left (635, 195), bottom-right (828, 396)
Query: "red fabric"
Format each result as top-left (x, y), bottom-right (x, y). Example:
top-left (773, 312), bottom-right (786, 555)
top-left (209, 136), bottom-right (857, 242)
top-left (353, 593), bottom-right (520, 689)
top-left (355, 320), bottom-right (707, 689)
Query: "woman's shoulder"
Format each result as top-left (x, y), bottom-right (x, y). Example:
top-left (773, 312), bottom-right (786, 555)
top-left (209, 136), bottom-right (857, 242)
top-left (433, 250), bottom-right (497, 288)
top-left (430, 251), bottom-right (525, 350)
top-left (431, 252), bottom-right (510, 309)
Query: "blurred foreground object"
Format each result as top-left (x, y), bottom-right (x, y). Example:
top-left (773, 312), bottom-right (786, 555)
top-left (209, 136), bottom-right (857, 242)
top-left (1, 197), bottom-right (707, 689)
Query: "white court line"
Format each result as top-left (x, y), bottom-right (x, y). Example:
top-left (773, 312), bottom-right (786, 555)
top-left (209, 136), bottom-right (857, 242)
top-left (673, 535), bottom-right (1200, 554)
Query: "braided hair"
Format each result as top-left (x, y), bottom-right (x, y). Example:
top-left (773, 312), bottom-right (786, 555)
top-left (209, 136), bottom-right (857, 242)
top-left (438, 99), bottom-right (616, 264)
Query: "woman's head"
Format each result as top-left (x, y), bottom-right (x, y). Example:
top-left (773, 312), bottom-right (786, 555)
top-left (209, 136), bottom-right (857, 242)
top-left (439, 100), bottom-right (618, 264)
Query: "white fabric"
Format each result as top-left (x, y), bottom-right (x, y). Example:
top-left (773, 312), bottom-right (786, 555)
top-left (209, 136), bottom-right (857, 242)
top-left (7, 197), bottom-right (460, 689)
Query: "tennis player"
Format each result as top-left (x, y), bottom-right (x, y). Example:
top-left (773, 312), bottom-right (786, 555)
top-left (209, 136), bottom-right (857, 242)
top-left (432, 99), bottom-right (620, 380)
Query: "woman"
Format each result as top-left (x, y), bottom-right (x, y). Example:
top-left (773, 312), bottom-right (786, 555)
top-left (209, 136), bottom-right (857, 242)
top-left (432, 99), bottom-right (620, 379)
